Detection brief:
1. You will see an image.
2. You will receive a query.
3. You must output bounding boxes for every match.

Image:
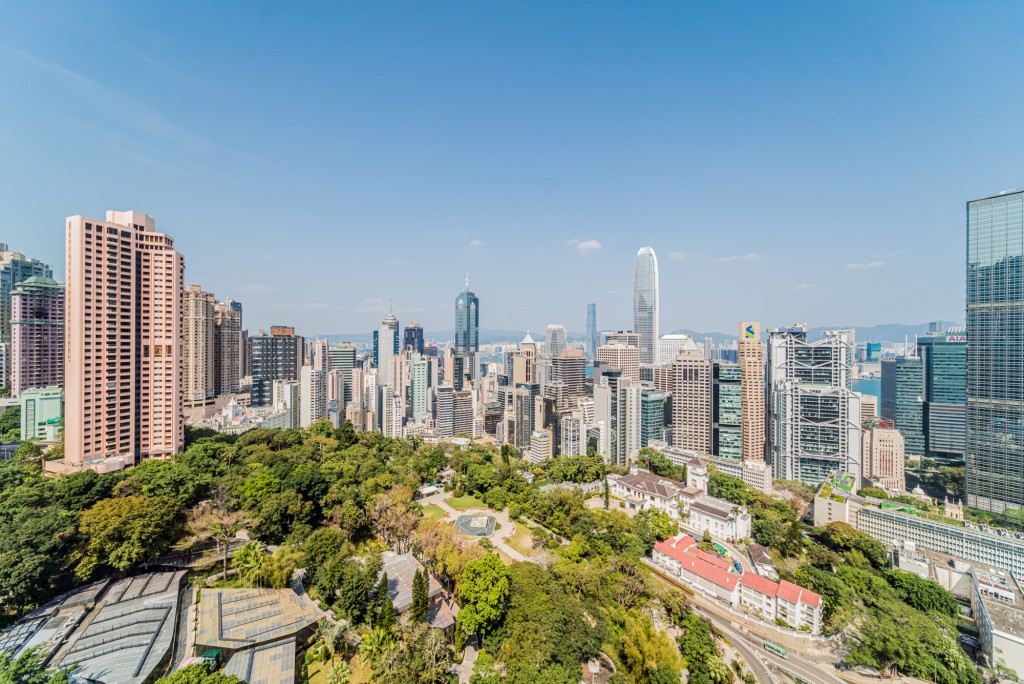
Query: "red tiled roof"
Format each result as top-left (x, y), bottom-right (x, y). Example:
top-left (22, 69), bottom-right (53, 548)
top-left (740, 572), bottom-right (779, 597)
top-left (692, 547), bottom-right (733, 570)
top-left (654, 536), bottom-right (738, 592)
top-left (777, 580), bottom-right (821, 608)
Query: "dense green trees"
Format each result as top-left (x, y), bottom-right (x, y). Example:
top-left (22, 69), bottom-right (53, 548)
top-left (74, 495), bottom-right (184, 580)
top-left (0, 648), bottom-right (69, 684)
top-left (154, 663), bottom-right (242, 683)
top-left (457, 553), bottom-right (510, 639)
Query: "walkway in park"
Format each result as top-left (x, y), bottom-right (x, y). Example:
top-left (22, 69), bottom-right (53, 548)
top-left (420, 492), bottom-right (540, 565)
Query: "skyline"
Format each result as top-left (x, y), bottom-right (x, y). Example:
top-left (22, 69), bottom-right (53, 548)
top-left (5, 3), bottom-right (1024, 334)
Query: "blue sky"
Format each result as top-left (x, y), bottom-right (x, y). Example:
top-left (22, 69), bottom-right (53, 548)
top-left (3, 1), bottom-right (1023, 337)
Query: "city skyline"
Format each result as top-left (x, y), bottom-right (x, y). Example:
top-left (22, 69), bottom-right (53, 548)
top-left (5, 3), bottom-right (1024, 333)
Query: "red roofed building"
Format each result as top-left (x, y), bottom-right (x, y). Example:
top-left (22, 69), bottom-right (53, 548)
top-left (652, 535), bottom-right (739, 605)
top-left (739, 573), bottom-right (822, 634)
top-left (653, 534), bottom-right (822, 634)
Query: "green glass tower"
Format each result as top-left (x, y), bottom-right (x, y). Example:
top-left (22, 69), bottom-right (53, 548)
top-left (967, 190), bottom-right (1024, 513)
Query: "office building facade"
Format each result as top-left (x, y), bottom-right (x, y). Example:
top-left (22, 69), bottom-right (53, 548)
top-left (633, 247), bottom-right (660, 365)
top-left (881, 356), bottom-right (925, 456)
top-left (586, 303), bottom-right (597, 360)
top-left (713, 361), bottom-right (743, 461)
top-left (738, 321), bottom-right (765, 462)
top-left (250, 327), bottom-right (304, 407)
top-left (213, 301), bottom-right (241, 395)
top-left (967, 190), bottom-right (1024, 512)
top-left (918, 329), bottom-right (967, 463)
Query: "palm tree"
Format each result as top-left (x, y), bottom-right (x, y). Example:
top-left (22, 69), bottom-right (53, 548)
top-left (325, 660), bottom-right (352, 684)
top-left (358, 626), bottom-right (391, 673)
top-left (232, 541), bottom-right (266, 587)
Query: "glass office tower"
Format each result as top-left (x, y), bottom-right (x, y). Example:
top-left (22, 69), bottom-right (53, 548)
top-left (918, 330), bottom-right (967, 464)
top-left (881, 356), bottom-right (925, 456)
top-left (966, 190), bottom-right (1024, 513)
top-left (633, 247), bottom-right (659, 365)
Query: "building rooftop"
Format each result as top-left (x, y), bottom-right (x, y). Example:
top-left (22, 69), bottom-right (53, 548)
top-left (654, 535), bottom-right (738, 591)
top-left (612, 469), bottom-right (686, 500)
top-left (196, 588), bottom-right (323, 650)
top-left (378, 552), bottom-right (444, 614)
top-left (52, 572), bottom-right (187, 684)
top-left (747, 544), bottom-right (774, 566)
top-left (222, 637), bottom-right (297, 684)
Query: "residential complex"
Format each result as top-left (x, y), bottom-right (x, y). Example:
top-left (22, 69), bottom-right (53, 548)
top-left (10, 276), bottom-right (64, 396)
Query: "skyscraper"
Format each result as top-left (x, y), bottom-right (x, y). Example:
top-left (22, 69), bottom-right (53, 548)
top-left (65, 210), bottom-right (184, 465)
top-left (378, 305), bottom-right (400, 389)
top-left (713, 361), bottom-right (743, 461)
top-left (543, 324), bottom-right (567, 359)
top-left (767, 326), bottom-right (861, 486)
top-left (184, 284), bottom-right (216, 407)
top-left (597, 343), bottom-right (640, 384)
top-left (586, 303), bottom-right (597, 360)
top-left (10, 276), bottom-right (64, 397)
top-left (300, 366), bottom-right (327, 427)
top-left (328, 343), bottom-right (356, 408)
top-left (917, 328), bottom-right (967, 463)
top-left (250, 326), bottom-right (304, 407)
top-left (671, 339), bottom-right (712, 453)
top-left (214, 301), bottom-right (241, 395)
top-left (1, 244), bottom-right (52, 388)
top-left (403, 321), bottom-right (424, 354)
top-left (455, 277), bottom-right (480, 357)
top-left (738, 321), bottom-right (765, 462)
top-left (633, 246), bottom-right (660, 365)
top-left (966, 189), bottom-right (1024, 512)
top-left (881, 356), bottom-right (925, 457)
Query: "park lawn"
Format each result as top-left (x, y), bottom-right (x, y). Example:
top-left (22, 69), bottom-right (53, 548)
top-left (507, 525), bottom-right (534, 556)
top-left (421, 504), bottom-right (446, 522)
top-left (447, 494), bottom-right (486, 511)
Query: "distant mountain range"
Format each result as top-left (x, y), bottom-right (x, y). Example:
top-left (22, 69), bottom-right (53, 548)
top-left (320, 321), bottom-right (960, 347)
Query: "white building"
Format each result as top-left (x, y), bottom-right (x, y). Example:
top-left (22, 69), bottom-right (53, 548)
top-left (687, 497), bottom-right (752, 543)
top-left (300, 366), bottom-right (327, 428)
top-left (529, 429), bottom-right (553, 464)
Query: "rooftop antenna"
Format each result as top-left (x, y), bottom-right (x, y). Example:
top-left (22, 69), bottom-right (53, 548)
top-left (466, 272), bottom-right (470, 290)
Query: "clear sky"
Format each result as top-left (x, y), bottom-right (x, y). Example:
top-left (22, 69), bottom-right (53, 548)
top-left (3, 1), bottom-right (1023, 338)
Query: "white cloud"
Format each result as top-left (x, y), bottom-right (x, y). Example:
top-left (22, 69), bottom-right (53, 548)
top-left (714, 252), bottom-right (761, 264)
top-left (468, 239), bottom-right (485, 248)
top-left (667, 251), bottom-right (688, 261)
top-left (846, 260), bottom-right (886, 270)
top-left (568, 238), bottom-right (602, 254)
top-left (797, 282), bottom-right (815, 290)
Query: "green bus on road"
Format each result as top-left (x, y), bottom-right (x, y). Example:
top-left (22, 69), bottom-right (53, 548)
top-left (764, 641), bottom-right (788, 659)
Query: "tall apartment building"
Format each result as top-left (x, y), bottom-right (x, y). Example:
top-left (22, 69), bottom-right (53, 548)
top-left (633, 247), bottom-right (660, 365)
top-left (454, 390), bottom-right (474, 436)
top-left (767, 326), bottom-right (862, 486)
top-left (862, 417), bottom-right (906, 493)
top-left (1, 245), bottom-right (52, 388)
top-left (184, 284), bottom-right (216, 407)
top-left (917, 329), bottom-right (967, 463)
top-left (671, 339), bottom-right (711, 453)
top-left (312, 339), bottom-right (330, 374)
top-left (543, 324), bottom-right (567, 358)
top-left (300, 366), bottom-right (327, 427)
top-left (738, 321), bottom-right (765, 462)
top-left (273, 379), bottom-right (300, 429)
top-left (966, 189), bottom-right (1024, 512)
top-left (213, 301), bottom-right (241, 395)
top-left (640, 388), bottom-right (665, 448)
top-left (65, 211), bottom-right (184, 465)
top-left (250, 326), bottom-right (303, 407)
top-left (409, 353), bottom-right (429, 423)
top-left (376, 307), bottom-right (400, 390)
top-left (881, 356), bottom-right (925, 456)
top-left (597, 343), bottom-right (640, 384)
top-left (712, 361), bottom-right (743, 460)
top-left (10, 276), bottom-right (64, 396)
top-left (328, 343), bottom-right (356, 408)
top-left (435, 383), bottom-right (454, 438)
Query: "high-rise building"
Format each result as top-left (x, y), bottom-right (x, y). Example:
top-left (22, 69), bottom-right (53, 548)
top-left (403, 321), bottom-right (424, 354)
top-left (10, 276), bottom-right (64, 396)
top-left (65, 211), bottom-right (184, 465)
top-left (511, 333), bottom-right (537, 386)
top-left (454, 390), bottom-right (474, 436)
top-left (328, 343), bottom-right (356, 408)
top-left (881, 356), bottom-right (925, 457)
top-left (377, 306), bottom-right (400, 390)
top-left (213, 301), bottom-right (241, 395)
top-left (251, 326), bottom-right (304, 407)
top-left (640, 388), bottom-right (665, 448)
top-left (184, 284), bottom-right (216, 407)
top-left (604, 331), bottom-right (640, 347)
top-left (658, 334), bottom-right (689, 365)
top-left (917, 328), bottom-right (967, 464)
top-left (738, 321), bottom-right (765, 462)
top-left (862, 417), bottom-right (906, 493)
top-left (435, 383), bottom-right (454, 438)
top-left (551, 349), bottom-right (585, 408)
top-left (409, 353), bottom-right (429, 423)
top-left (561, 412), bottom-right (585, 457)
top-left (713, 361), bottom-right (743, 461)
top-left (767, 326), bottom-right (862, 486)
top-left (586, 304), bottom-right (597, 360)
top-left (0, 244), bottom-right (52, 347)
top-left (312, 339), bottom-right (330, 374)
top-left (300, 366), bottom-right (327, 427)
top-left (859, 393), bottom-right (878, 423)
top-left (543, 324), bottom-right (567, 359)
top-left (455, 277), bottom-right (479, 357)
top-left (671, 340), bottom-right (711, 453)
top-left (529, 430), bottom-right (553, 463)
top-left (967, 189), bottom-right (1024, 512)
top-left (633, 246), bottom-right (660, 365)
top-left (597, 343), bottom-right (640, 384)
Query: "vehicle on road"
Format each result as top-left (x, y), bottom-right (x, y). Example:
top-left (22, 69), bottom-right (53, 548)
top-left (763, 641), bottom-right (788, 659)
